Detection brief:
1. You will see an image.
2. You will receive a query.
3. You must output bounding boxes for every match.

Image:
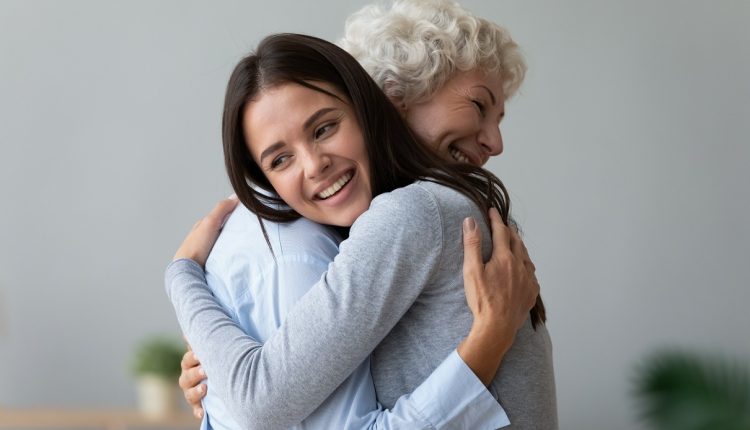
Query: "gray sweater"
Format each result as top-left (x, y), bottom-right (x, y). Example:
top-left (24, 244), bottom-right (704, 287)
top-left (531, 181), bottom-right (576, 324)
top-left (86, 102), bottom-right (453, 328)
top-left (166, 181), bottom-right (557, 429)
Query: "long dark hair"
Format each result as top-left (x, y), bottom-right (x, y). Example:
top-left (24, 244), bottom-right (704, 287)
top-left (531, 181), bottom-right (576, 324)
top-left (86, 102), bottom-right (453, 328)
top-left (222, 33), bottom-right (545, 328)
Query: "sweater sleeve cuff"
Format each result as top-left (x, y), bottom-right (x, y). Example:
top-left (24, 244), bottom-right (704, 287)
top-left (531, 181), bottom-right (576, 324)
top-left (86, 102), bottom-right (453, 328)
top-left (410, 349), bottom-right (510, 430)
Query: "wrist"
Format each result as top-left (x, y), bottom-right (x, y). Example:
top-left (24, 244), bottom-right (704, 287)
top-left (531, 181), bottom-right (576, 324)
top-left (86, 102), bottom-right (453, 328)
top-left (467, 320), bottom-right (514, 357)
top-left (458, 323), bottom-right (512, 386)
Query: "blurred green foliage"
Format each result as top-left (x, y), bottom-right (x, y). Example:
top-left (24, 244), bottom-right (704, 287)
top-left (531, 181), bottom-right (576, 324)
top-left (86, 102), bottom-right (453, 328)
top-left (131, 335), bottom-right (184, 380)
top-left (635, 350), bottom-right (750, 430)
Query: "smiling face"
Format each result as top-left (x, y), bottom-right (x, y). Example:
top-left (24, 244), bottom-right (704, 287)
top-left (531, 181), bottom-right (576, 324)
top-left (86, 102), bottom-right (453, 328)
top-left (243, 82), bottom-right (372, 227)
top-left (402, 69), bottom-right (506, 167)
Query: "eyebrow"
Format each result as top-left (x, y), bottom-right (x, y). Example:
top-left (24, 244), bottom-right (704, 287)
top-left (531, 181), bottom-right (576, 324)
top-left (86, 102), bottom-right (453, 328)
top-left (475, 85), bottom-right (497, 106)
top-left (259, 141), bottom-right (286, 164)
top-left (303, 107), bottom-right (337, 130)
top-left (258, 107), bottom-right (338, 164)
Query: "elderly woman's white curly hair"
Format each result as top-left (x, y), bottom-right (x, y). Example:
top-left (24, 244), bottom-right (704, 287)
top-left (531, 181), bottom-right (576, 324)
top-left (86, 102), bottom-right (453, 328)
top-left (340, 0), bottom-right (526, 106)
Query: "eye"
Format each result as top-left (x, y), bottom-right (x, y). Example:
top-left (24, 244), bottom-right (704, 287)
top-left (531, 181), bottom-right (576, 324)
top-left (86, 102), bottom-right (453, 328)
top-left (314, 122), bottom-right (338, 140)
top-left (270, 154), bottom-right (291, 169)
top-left (471, 99), bottom-right (486, 117)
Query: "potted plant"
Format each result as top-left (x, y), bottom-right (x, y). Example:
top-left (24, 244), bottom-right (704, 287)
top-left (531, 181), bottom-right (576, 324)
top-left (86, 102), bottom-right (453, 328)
top-left (635, 349), bottom-right (750, 430)
top-left (132, 335), bottom-right (184, 418)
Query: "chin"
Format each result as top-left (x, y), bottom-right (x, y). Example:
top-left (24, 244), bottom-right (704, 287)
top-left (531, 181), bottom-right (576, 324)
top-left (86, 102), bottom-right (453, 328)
top-left (338, 208), bottom-right (367, 228)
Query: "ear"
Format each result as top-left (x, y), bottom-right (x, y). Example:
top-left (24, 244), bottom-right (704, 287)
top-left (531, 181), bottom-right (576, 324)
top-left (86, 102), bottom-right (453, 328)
top-left (383, 81), bottom-right (408, 116)
top-left (387, 94), bottom-right (408, 117)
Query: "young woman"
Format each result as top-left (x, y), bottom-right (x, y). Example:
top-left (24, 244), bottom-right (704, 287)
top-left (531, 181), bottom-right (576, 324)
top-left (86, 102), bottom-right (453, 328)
top-left (167, 33), bottom-right (556, 430)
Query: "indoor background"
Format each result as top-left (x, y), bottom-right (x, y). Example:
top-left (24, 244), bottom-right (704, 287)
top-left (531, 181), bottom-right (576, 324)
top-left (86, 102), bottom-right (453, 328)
top-left (0, 0), bottom-right (748, 429)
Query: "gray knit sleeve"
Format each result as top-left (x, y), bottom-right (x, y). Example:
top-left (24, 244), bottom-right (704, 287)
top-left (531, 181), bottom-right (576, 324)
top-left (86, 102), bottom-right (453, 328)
top-left (165, 185), bottom-right (444, 429)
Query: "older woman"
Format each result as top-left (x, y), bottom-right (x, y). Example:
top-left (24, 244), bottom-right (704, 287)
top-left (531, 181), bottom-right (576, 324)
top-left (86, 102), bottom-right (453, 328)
top-left (175, 1), bottom-right (556, 428)
top-left (341, 0), bottom-right (525, 167)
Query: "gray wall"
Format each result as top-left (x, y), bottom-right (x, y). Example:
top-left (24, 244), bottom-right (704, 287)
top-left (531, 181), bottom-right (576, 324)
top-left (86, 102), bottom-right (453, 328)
top-left (1, 1), bottom-right (748, 429)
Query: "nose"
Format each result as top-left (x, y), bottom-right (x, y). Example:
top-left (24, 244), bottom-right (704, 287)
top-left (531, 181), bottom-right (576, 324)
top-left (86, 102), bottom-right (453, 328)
top-left (303, 148), bottom-right (331, 180)
top-left (478, 124), bottom-right (503, 157)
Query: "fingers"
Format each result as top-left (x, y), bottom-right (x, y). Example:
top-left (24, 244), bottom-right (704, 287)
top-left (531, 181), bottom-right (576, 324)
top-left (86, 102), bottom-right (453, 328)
top-left (205, 197), bottom-right (240, 230)
top-left (180, 349), bottom-right (200, 371)
top-left (173, 197), bottom-right (239, 265)
top-left (184, 383), bottom-right (207, 416)
top-left (179, 350), bottom-right (206, 393)
top-left (178, 364), bottom-right (205, 389)
top-left (179, 352), bottom-right (207, 415)
top-left (462, 217), bottom-right (483, 279)
top-left (184, 381), bottom-right (206, 401)
top-left (192, 404), bottom-right (205, 420)
top-left (489, 207), bottom-right (512, 260)
top-left (508, 229), bottom-right (533, 270)
top-left (506, 229), bottom-right (540, 308)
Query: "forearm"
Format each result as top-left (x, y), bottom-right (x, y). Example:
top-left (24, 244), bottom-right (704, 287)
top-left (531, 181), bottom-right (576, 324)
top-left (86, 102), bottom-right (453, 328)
top-left (363, 350), bottom-right (509, 429)
top-left (166, 259), bottom-right (327, 428)
top-left (457, 320), bottom-right (515, 386)
top-left (165, 188), bottom-right (444, 428)
top-left (165, 255), bottom-right (424, 429)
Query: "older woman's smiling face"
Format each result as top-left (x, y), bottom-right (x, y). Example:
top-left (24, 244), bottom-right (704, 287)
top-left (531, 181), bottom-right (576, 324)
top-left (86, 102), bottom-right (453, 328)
top-left (402, 69), bottom-right (506, 167)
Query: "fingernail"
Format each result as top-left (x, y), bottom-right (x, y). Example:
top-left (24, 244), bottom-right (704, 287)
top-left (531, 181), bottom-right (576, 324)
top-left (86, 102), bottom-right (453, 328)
top-left (198, 367), bottom-right (206, 377)
top-left (228, 193), bottom-right (238, 200)
top-left (463, 217), bottom-right (476, 233)
top-left (197, 385), bottom-right (204, 394)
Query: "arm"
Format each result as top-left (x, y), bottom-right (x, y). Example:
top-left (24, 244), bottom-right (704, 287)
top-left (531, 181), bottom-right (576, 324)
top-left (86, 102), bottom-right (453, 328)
top-left (170, 259), bottom-right (510, 430)
top-left (177, 208), bottom-right (538, 423)
top-left (168, 190), bottom-right (536, 428)
top-left (167, 188), bottom-right (444, 428)
top-left (457, 209), bottom-right (540, 384)
top-left (216, 216), bottom-right (512, 429)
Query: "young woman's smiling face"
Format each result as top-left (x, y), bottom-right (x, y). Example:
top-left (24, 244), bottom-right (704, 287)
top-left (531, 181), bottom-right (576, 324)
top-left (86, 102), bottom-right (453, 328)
top-left (403, 69), bottom-right (506, 167)
top-left (243, 82), bottom-right (372, 227)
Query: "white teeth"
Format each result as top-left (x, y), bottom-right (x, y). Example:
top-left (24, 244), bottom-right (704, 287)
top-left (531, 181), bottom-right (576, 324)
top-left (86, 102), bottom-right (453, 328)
top-left (450, 148), bottom-right (470, 164)
top-left (318, 171), bottom-right (353, 199)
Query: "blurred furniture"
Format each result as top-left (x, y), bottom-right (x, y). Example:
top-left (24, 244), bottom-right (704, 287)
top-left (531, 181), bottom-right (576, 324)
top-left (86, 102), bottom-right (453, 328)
top-left (0, 409), bottom-right (196, 430)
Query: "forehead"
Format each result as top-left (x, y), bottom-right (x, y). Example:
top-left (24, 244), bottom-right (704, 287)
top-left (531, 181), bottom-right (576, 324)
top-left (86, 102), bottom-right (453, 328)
top-left (242, 82), bottom-right (348, 151)
top-left (247, 82), bottom-right (346, 121)
top-left (441, 69), bottom-right (505, 100)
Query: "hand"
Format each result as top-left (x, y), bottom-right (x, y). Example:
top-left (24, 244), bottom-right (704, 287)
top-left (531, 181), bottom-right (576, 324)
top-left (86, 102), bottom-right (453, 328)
top-left (462, 207), bottom-right (539, 336)
top-left (173, 197), bottom-right (239, 267)
top-left (179, 342), bottom-right (207, 419)
top-left (457, 207), bottom-right (540, 384)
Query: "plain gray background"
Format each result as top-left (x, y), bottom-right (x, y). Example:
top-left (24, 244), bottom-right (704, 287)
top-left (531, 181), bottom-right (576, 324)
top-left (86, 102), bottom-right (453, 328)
top-left (1, 0), bottom-right (748, 429)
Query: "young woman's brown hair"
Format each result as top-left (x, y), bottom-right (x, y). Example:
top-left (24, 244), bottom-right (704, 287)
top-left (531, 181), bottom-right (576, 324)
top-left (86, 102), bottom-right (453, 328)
top-left (222, 33), bottom-right (545, 327)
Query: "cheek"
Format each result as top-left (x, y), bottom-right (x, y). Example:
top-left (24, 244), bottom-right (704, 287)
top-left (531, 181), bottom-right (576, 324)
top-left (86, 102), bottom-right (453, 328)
top-left (404, 109), bottom-right (437, 146)
top-left (268, 175), bottom-right (300, 206)
top-left (406, 122), bottom-right (442, 153)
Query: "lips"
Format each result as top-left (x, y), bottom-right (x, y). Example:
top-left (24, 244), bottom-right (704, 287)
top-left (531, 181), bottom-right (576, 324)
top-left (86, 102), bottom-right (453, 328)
top-left (316, 170), bottom-right (354, 200)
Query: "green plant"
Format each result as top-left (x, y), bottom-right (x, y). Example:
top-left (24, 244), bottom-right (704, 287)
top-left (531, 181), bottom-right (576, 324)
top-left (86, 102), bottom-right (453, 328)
top-left (635, 350), bottom-right (750, 430)
top-left (132, 336), bottom-right (184, 380)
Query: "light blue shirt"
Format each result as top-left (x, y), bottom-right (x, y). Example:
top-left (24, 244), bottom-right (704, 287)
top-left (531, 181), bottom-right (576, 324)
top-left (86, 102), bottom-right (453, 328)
top-left (197, 205), bottom-right (509, 429)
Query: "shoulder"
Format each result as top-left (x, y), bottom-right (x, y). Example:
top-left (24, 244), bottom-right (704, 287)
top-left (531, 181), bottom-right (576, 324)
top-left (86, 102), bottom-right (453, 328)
top-left (361, 181), bottom-right (476, 228)
top-left (415, 181), bottom-right (483, 224)
top-left (365, 182), bottom-right (440, 219)
top-left (347, 183), bottom-right (450, 251)
top-left (273, 216), bottom-right (342, 260)
top-left (207, 205), bottom-right (341, 271)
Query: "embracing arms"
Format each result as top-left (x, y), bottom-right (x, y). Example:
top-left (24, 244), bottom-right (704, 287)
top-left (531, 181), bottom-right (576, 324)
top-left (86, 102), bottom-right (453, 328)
top-left (169, 192), bottom-right (538, 428)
